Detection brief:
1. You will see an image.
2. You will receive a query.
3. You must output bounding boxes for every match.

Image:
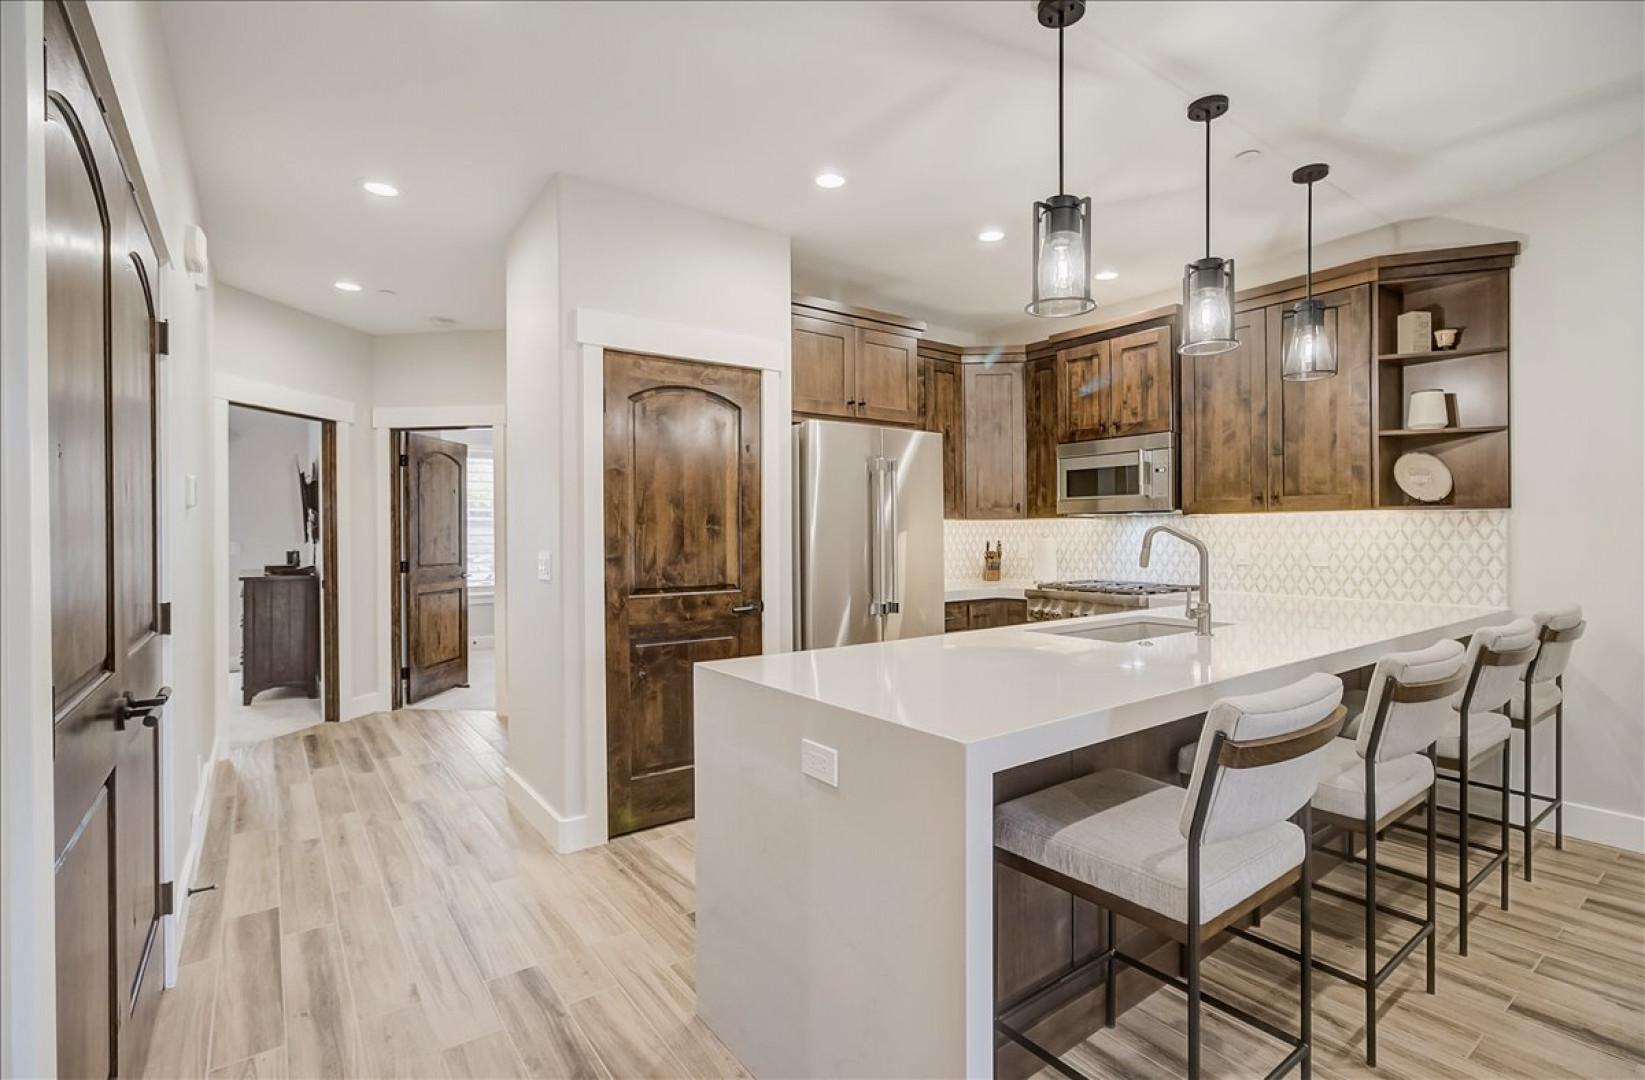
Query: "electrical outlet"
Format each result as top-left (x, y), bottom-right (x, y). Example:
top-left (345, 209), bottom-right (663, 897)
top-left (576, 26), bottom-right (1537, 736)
top-left (537, 551), bottom-right (553, 582)
top-left (800, 738), bottom-right (839, 787)
top-left (1307, 540), bottom-right (1332, 568)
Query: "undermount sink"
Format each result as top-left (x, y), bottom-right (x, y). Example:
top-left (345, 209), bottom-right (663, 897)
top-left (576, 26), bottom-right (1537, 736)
top-left (1037, 618), bottom-right (1205, 644)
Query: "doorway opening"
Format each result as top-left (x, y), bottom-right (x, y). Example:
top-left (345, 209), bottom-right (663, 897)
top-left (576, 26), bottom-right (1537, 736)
top-left (225, 403), bottom-right (340, 747)
top-left (390, 426), bottom-right (498, 711)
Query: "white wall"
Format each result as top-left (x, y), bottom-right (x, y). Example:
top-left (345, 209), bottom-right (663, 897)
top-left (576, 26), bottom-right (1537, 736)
top-left (373, 329), bottom-right (505, 407)
top-left (504, 175), bottom-right (791, 849)
top-left (227, 407), bottom-right (321, 667)
top-left (214, 284), bottom-right (380, 713)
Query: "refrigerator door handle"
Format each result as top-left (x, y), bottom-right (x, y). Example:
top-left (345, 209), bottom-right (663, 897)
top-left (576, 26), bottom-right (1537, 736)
top-left (867, 457), bottom-right (884, 615)
top-left (881, 459), bottom-right (900, 615)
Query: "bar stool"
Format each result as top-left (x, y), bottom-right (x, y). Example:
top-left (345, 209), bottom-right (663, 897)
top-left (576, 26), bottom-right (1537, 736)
top-left (1502, 606), bottom-right (1585, 880)
top-left (1425, 618), bottom-right (1539, 955)
top-left (994, 673), bottom-right (1345, 1080)
top-left (1240, 640), bottom-right (1467, 1067)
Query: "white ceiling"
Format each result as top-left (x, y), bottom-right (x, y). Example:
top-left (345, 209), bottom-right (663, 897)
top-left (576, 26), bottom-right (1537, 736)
top-left (158, 1), bottom-right (1643, 339)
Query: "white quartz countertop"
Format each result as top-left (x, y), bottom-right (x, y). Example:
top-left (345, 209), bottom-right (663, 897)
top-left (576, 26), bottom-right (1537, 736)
top-left (702, 593), bottom-right (1509, 762)
top-left (943, 580), bottom-right (1035, 602)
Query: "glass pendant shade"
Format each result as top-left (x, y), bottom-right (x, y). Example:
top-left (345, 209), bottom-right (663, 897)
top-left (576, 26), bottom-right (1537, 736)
top-left (1282, 297), bottom-right (1336, 380)
top-left (1027, 194), bottom-right (1096, 317)
top-left (1180, 256), bottom-right (1238, 355)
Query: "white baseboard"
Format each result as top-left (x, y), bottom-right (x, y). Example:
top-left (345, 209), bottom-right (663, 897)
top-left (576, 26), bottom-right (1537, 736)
top-left (1436, 779), bottom-right (1644, 853)
top-left (165, 731), bottom-right (223, 986)
top-left (345, 691), bottom-right (387, 721)
top-left (504, 766), bottom-right (601, 854)
top-left (470, 635), bottom-right (495, 650)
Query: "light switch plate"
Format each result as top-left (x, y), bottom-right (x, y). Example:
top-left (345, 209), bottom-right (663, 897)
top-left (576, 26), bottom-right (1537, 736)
top-left (1307, 540), bottom-right (1332, 568)
top-left (184, 473), bottom-right (199, 508)
top-left (800, 738), bottom-right (839, 787)
top-left (537, 551), bottom-right (553, 582)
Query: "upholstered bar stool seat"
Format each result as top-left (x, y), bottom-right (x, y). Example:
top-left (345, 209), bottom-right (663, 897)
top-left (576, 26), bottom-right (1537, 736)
top-left (995, 770), bottom-right (1305, 925)
top-left (1434, 709), bottom-right (1512, 764)
top-left (1506, 680), bottom-right (1562, 723)
top-left (1309, 739), bottom-right (1434, 820)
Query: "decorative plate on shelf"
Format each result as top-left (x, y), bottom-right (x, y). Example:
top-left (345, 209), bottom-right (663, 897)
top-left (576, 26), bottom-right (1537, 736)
top-left (1393, 452), bottom-right (1453, 503)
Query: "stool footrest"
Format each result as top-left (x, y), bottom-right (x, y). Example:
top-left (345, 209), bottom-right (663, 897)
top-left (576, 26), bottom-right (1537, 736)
top-left (1114, 951), bottom-right (1308, 1055)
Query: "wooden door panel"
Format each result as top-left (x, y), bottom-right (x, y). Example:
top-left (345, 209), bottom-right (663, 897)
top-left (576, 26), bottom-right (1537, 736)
top-left (791, 315), bottom-right (853, 418)
top-left (855, 329), bottom-right (920, 425)
top-left (1266, 286), bottom-right (1373, 511)
top-left (1056, 342), bottom-right (1106, 442)
top-left (56, 788), bottom-right (115, 1080)
top-left (1025, 356), bottom-right (1058, 518)
top-left (605, 352), bottom-right (762, 836)
top-left (115, 251), bottom-right (159, 655)
top-left (1105, 326), bottom-right (1173, 436)
top-left (921, 358), bottom-right (964, 518)
top-left (404, 433), bottom-right (468, 702)
top-left (963, 363), bottom-right (1026, 519)
top-left (630, 388), bottom-right (741, 589)
top-left (1182, 310), bottom-right (1268, 514)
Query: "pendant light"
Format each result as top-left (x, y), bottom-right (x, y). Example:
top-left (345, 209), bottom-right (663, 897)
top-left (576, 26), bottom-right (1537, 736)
top-left (1026, 0), bottom-right (1096, 319)
top-left (1283, 163), bottom-right (1337, 380)
top-left (1179, 95), bottom-right (1238, 356)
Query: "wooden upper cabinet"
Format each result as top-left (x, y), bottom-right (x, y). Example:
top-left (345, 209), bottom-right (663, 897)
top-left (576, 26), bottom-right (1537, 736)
top-left (1024, 356), bottom-right (1058, 518)
top-left (1056, 340), bottom-right (1107, 442)
top-left (1105, 326), bottom-right (1173, 436)
top-left (1265, 284), bottom-right (1373, 511)
top-left (855, 328), bottom-right (920, 425)
top-left (963, 361), bottom-right (1026, 519)
top-left (1181, 308), bottom-right (1268, 514)
top-left (792, 315), bottom-right (854, 418)
top-left (921, 356), bottom-right (964, 519)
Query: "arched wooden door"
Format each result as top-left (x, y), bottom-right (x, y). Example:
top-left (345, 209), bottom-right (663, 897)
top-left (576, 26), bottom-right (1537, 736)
top-left (46, 3), bottom-right (167, 1075)
top-left (400, 431), bottom-right (470, 701)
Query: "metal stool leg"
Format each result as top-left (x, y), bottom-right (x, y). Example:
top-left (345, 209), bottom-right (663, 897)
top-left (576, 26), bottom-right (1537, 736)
top-left (1425, 769), bottom-right (1438, 994)
top-left (1300, 804), bottom-right (1314, 1080)
top-left (1555, 700), bottom-right (1565, 850)
top-left (1364, 797), bottom-right (1378, 1067)
top-left (1523, 717), bottom-right (1535, 881)
top-left (1500, 744), bottom-right (1511, 910)
top-left (1104, 907), bottom-right (1117, 1029)
top-left (1458, 746), bottom-right (1471, 956)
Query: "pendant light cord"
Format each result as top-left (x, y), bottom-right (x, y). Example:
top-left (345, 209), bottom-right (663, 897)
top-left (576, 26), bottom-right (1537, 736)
top-left (1057, 25), bottom-right (1065, 195)
top-left (1203, 119), bottom-right (1211, 258)
top-left (1305, 180), bottom-right (1314, 299)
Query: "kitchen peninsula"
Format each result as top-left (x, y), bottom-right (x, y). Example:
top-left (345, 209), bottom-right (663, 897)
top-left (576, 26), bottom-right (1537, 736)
top-left (693, 593), bottom-right (1509, 1078)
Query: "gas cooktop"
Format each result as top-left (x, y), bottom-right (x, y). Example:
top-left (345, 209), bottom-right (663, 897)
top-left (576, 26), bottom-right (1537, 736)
top-left (1032, 580), bottom-right (1192, 596)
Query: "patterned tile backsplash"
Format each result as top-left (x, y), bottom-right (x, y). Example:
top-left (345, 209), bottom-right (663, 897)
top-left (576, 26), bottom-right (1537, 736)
top-left (944, 510), bottom-right (1508, 607)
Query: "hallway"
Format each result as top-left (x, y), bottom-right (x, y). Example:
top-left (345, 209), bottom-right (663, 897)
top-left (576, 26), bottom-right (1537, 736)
top-left (143, 709), bottom-right (743, 1079)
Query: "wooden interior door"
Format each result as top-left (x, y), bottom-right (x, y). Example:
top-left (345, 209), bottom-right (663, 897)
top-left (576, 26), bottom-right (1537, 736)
top-left (920, 356), bottom-right (964, 518)
top-left (1105, 326), bottom-right (1174, 436)
top-left (854, 328), bottom-right (920, 425)
top-left (1181, 308), bottom-right (1269, 514)
top-left (604, 352), bottom-right (762, 836)
top-left (1265, 285), bottom-right (1374, 511)
top-left (790, 315), bottom-right (854, 418)
top-left (47, 3), bottom-right (167, 1074)
top-left (1056, 340), bottom-right (1107, 441)
top-left (402, 432), bottom-right (469, 702)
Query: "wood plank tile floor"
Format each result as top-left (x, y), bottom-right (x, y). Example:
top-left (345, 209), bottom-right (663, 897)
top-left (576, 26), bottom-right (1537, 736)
top-left (146, 708), bottom-right (1643, 1078)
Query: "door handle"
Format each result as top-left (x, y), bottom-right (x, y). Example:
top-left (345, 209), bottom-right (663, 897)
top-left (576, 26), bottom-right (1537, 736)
top-left (731, 601), bottom-right (763, 615)
top-left (116, 686), bottom-right (171, 731)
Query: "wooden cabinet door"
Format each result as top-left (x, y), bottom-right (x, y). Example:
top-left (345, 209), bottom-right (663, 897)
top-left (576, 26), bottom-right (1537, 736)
top-left (1265, 285), bottom-right (1374, 511)
top-left (1025, 356), bottom-right (1059, 518)
top-left (1181, 309), bottom-right (1269, 514)
top-left (944, 602), bottom-right (970, 633)
top-left (1056, 341), bottom-right (1107, 442)
top-left (1105, 326), bottom-right (1174, 436)
top-left (403, 432), bottom-right (469, 702)
top-left (966, 599), bottom-right (1027, 629)
top-left (963, 362), bottom-right (1027, 519)
top-left (921, 357), bottom-right (964, 518)
top-left (856, 328), bottom-right (920, 425)
top-left (604, 352), bottom-right (763, 835)
top-left (792, 315), bottom-right (854, 418)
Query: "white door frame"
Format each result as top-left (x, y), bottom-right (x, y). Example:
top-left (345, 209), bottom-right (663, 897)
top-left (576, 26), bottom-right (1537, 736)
top-left (371, 404), bottom-right (509, 717)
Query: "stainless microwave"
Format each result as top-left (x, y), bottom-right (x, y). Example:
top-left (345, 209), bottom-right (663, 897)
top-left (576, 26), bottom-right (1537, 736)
top-left (1056, 431), bottom-right (1177, 514)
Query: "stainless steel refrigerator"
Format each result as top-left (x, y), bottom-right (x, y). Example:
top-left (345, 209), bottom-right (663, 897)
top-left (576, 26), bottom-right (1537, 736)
top-left (794, 419), bottom-right (944, 648)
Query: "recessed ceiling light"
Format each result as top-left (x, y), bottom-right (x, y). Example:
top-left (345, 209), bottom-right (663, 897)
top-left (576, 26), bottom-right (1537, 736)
top-left (361, 180), bottom-right (400, 197)
top-left (377, 288), bottom-right (398, 296)
top-left (977, 228), bottom-right (1006, 243)
top-left (1235, 148), bottom-right (1262, 163)
top-left (1094, 269), bottom-right (1119, 282)
top-left (814, 171), bottom-right (846, 190)
top-left (428, 315), bottom-right (458, 326)
top-left (334, 280), bottom-right (362, 292)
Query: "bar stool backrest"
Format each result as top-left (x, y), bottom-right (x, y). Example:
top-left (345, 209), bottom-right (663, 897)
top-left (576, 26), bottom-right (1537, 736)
top-left (1528, 605), bottom-right (1585, 683)
top-left (1180, 672), bottom-right (1344, 845)
top-left (1357, 640), bottom-right (1468, 762)
top-left (1451, 619), bottom-right (1538, 715)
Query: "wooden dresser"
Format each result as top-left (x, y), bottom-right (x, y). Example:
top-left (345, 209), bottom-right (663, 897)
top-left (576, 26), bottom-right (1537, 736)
top-left (241, 572), bottom-right (320, 704)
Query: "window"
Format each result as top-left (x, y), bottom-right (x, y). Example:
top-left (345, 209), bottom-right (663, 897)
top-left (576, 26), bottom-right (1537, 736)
top-left (465, 443), bottom-right (495, 591)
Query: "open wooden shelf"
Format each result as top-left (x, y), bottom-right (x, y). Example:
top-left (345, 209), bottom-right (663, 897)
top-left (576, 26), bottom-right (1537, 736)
top-left (1378, 425), bottom-right (1507, 438)
top-left (1376, 345), bottom-right (1505, 365)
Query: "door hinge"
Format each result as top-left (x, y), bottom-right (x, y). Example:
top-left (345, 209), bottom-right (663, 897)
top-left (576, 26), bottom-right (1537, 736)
top-left (398, 560), bottom-right (409, 573)
top-left (398, 453), bottom-right (408, 467)
top-left (158, 601), bottom-right (172, 635)
top-left (155, 319), bottom-right (170, 356)
top-left (159, 881), bottom-right (175, 916)
top-left (400, 665), bottom-right (410, 682)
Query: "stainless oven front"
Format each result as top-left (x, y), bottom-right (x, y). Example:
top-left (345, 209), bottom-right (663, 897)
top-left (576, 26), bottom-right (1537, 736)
top-left (1056, 432), bottom-right (1177, 514)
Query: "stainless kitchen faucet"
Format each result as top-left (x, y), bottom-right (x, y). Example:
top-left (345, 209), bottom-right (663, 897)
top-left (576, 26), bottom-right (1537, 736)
top-left (1140, 525), bottom-right (1213, 636)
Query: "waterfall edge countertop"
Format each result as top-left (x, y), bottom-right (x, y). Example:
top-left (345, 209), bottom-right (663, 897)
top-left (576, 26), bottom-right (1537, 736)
top-left (700, 592), bottom-right (1509, 767)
